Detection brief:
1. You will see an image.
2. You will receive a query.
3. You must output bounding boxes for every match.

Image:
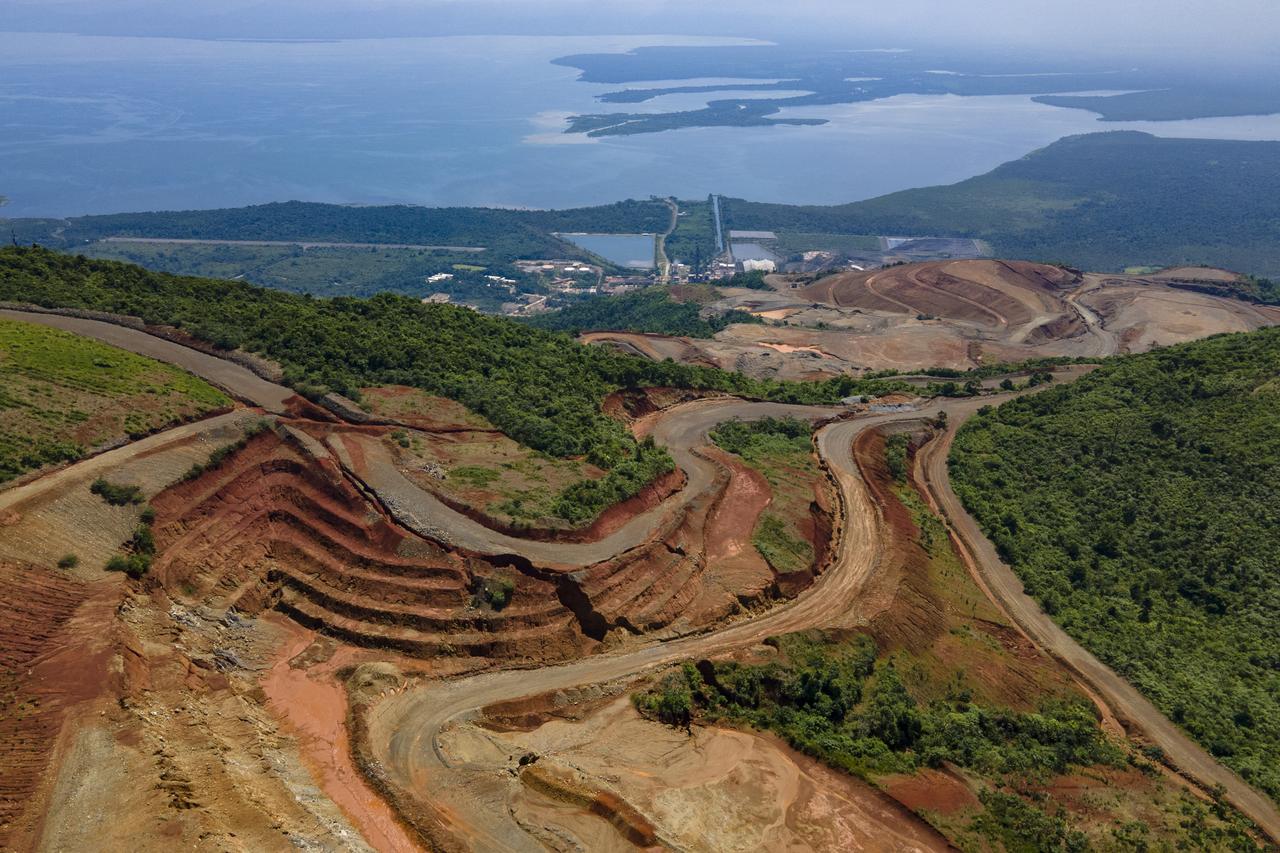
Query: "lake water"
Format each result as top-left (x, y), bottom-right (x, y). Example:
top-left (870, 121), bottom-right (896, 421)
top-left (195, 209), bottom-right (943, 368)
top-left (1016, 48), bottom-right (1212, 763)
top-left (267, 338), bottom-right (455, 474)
top-left (561, 234), bottom-right (655, 268)
top-left (3, 31), bottom-right (1280, 218)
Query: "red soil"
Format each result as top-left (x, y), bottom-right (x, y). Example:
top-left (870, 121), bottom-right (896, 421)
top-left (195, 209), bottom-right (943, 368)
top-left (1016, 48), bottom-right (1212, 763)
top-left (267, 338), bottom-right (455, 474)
top-left (0, 563), bottom-right (120, 849)
top-left (148, 429), bottom-right (590, 662)
top-left (850, 429), bottom-right (946, 652)
top-left (145, 419), bottom-right (817, 666)
top-left (261, 620), bottom-right (420, 853)
top-left (880, 768), bottom-right (980, 816)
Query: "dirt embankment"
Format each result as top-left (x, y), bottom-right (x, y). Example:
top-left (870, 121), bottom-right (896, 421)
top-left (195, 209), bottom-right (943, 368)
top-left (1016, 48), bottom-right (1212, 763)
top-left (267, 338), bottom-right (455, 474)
top-left (802, 260), bottom-right (1079, 329)
top-left (0, 563), bottom-right (116, 851)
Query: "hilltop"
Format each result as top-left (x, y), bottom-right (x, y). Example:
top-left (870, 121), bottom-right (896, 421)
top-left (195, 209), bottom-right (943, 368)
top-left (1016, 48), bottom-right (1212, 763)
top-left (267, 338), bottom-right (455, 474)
top-left (951, 325), bottom-right (1280, 803)
top-left (724, 132), bottom-right (1280, 277)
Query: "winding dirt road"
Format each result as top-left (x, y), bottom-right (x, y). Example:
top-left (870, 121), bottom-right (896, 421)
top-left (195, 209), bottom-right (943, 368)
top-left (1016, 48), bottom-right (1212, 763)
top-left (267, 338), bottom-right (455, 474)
top-left (916, 419), bottom-right (1280, 842)
top-left (345, 400), bottom-right (839, 566)
top-left (368, 385), bottom-right (1280, 849)
top-left (8, 307), bottom-right (1275, 846)
top-left (366, 399), bottom-right (978, 851)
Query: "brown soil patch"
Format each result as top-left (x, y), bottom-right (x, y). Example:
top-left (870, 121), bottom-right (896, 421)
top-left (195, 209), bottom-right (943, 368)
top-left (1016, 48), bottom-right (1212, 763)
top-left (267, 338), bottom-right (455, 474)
top-left (473, 696), bottom-right (952, 852)
top-left (879, 768), bottom-right (980, 817)
top-left (803, 260), bottom-right (1078, 330)
top-left (1152, 266), bottom-right (1242, 283)
top-left (701, 445), bottom-right (772, 574)
top-left (1080, 281), bottom-right (1274, 352)
top-left (261, 619), bottom-right (421, 853)
top-left (0, 562), bottom-right (117, 850)
top-left (358, 385), bottom-right (501, 434)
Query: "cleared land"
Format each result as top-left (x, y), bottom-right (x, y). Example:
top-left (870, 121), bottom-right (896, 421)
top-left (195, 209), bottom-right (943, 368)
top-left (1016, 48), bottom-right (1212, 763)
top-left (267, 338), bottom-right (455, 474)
top-left (0, 317), bottom-right (230, 484)
top-left (4, 254), bottom-right (1278, 850)
top-left (582, 260), bottom-right (1279, 378)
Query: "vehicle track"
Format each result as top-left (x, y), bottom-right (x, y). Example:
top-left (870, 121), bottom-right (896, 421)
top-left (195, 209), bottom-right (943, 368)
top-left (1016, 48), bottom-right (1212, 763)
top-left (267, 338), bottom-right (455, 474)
top-left (366, 399), bottom-right (977, 852)
top-left (343, 399), bottom-right (839, 566)
top-left (9, 310), bottom-right (1274, 845)
top-left (369, 385), bottom-right (1280, 850)
top-left (916, 419), bottom-right (1280, 842)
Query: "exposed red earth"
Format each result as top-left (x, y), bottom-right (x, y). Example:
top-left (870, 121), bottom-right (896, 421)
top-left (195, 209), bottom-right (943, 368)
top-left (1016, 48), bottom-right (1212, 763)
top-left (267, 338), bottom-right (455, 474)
top-left (3, 302), bottom-right (1279, 850)
top-left (582, 261), bottom-right (1278, 378)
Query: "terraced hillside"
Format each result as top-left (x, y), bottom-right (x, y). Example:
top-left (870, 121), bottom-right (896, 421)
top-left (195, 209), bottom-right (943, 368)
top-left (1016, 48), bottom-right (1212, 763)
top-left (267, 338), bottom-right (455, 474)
top-left (0, 315), bottom-right (230, 483)
top-left (802, 260), bottom-right (1081, 336)
top-left (146, 404), bottom-right (835, 666)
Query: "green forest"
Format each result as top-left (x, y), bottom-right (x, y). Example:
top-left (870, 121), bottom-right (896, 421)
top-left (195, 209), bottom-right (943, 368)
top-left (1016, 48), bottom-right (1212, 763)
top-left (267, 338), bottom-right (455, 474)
top-left (634, 632), bottom-right (1120, 778)
top-left (8, 199), bottom-right (672, 258)
top-left (950, 326), bottom-right (1280, 802)
top-left (0, 247), bottom-right (904, 517)
top-left (723, 132), bottom-right (1280, 279)
top-left (527, 286), bottom-right (760, 337)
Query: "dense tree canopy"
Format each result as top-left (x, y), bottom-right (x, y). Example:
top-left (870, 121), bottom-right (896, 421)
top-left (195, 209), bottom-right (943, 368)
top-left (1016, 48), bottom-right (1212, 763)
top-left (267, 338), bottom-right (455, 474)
top-left (951, 326), bottom-right (1280, 801)
top-left (527, 286), bottom-right (760, 338)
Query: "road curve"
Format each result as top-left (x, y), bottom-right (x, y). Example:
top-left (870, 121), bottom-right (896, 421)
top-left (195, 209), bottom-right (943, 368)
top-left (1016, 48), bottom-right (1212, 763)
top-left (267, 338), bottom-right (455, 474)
top-left (367, 397), bottom-right (979, 852)
top-left (917, 415), bottom-right (1280, 842)
top-left (11, 305), bottom-right (1271, 842)
top-left (345, 399), bottom-right (841, 566)
top-left (0, 308), bottom-right (294, 413)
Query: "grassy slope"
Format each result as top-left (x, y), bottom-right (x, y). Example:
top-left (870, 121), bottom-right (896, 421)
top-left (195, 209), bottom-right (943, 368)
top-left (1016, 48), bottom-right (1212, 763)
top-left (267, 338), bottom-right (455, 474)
top-left (363, 388), bottom-right (605, 528)
top-left (0, 318), bottom-right (229, 483)
top-left (723, 132), bottom-right (1280, 278)
top-left (950, 326), bottom-right (1280, 802)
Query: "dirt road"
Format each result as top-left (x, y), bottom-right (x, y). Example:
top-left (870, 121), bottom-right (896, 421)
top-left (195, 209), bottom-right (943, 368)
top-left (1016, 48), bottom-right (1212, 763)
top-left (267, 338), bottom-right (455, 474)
top-left (916, 414), bottom-right (1280, 842)
top-left (1065, 275), bottom-right (1118, 357)
top-left (8, 309), bottom-right (1273, 844)
top-left (345, 400), bottom-right (840, 566)
top-left (367, 398), bottom-right (978, 851)
top-left (369, 386), bottom-right (1280, 849)
top-left (0, 309), bottom-right (294, 413)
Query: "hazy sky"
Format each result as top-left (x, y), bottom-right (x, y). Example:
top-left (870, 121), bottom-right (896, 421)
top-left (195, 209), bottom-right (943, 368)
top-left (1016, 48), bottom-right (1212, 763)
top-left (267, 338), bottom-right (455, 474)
top-left (6, 0), bottom-right (1279, 62)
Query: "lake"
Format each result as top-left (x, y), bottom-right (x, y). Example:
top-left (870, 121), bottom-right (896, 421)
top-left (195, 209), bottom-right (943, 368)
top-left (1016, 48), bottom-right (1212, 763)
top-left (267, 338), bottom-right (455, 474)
top-left (3, 31), bottom-right (1280, 218)
top-left (560, 234), bottom-right (655, 269)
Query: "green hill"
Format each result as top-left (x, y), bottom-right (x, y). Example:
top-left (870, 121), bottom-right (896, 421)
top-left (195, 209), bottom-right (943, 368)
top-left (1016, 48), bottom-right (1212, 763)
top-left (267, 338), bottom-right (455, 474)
top-left (724, 132), bottom-right (1280, 278)
top-left (0, 247), bottom-right (900, 521)
top-left (0, 317), bottom-right (229, 483)
top-left (527, 286), bottom-right (760, 338)
top-left (950, 327), bottom-right (1280, 802)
